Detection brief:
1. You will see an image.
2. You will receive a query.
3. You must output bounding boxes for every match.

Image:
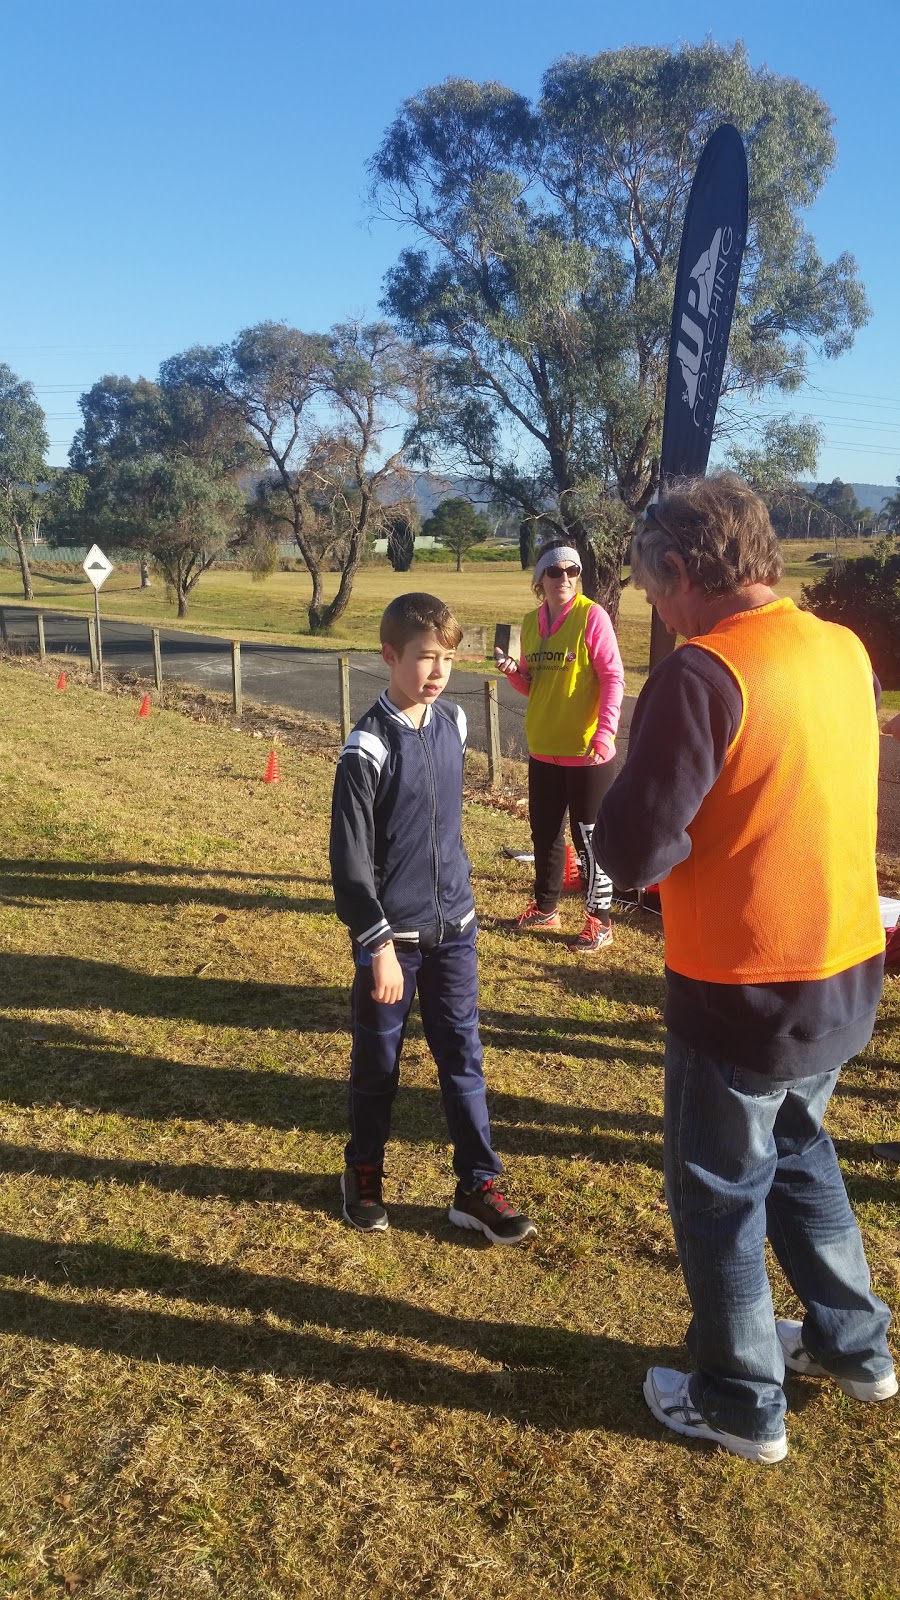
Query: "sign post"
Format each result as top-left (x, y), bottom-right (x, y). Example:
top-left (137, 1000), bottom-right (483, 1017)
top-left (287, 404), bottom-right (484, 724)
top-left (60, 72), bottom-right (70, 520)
top-left (82, 545), bottom-right (114, 691)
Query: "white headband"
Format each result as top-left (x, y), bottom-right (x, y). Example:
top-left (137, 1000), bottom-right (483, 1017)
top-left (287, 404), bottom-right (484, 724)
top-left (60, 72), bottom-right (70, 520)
top-left (534, 546), bottom-right (582, 582)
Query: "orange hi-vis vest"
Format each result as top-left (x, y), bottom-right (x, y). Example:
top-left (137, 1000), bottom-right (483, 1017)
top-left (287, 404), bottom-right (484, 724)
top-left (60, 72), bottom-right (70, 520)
top-left (660, 598), bottom-right (885, 985)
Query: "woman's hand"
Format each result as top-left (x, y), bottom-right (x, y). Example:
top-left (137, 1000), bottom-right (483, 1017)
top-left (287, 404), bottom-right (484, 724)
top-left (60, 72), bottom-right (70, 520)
top-left (586, 738), bottom-right (615, 765)
top-left (884, 712), bottom-right (900, 741)
top-left (494, 647), bottom-right (515, 675)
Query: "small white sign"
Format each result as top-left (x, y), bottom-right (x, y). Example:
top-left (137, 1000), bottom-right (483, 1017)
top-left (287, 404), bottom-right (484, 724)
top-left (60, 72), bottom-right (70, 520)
top-left (83, 545), bottom-right (114, 590)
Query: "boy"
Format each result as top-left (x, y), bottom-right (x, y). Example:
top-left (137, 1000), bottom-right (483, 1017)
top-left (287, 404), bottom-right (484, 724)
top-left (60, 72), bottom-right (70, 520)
top-left (329, 592), bottom-right (535, 1244)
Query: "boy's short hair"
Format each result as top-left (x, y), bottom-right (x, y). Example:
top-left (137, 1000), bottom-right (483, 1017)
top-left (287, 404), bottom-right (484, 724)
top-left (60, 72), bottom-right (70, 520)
top-left (380, 593), bottom-right (463, 652)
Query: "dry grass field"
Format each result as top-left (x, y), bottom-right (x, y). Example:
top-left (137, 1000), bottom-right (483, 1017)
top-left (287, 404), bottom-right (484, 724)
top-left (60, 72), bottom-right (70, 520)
top-left (0, 659), bottom-right (897, 1600)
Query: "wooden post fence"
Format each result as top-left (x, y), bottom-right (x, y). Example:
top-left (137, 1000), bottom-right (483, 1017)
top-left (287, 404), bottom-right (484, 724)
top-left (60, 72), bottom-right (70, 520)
top-left (152, 628), bottom-right (162, 692)
top-left (231, 641), bottom-right (242, 716)
top-left (0, 609), bottom-right (7, 643)
top-left (338, 656), bottom-right (351, 743)
top-left (36, 613), bottom-right (46, 663)
top-left (484, 678), bottom-right (501, 787)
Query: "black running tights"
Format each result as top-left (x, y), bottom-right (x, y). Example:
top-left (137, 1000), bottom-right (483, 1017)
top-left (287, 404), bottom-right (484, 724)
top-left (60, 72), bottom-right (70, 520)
top-left (528, 758), bottom-right (615, 919)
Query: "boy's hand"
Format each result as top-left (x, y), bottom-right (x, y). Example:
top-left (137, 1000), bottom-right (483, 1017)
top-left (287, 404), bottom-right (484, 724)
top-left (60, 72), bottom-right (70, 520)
top-left (371, 943), bottom-right (404, 1004)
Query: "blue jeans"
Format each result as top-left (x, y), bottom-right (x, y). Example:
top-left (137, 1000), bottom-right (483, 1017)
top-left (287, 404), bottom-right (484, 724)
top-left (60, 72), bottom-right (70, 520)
top-left (664, 1033), bottom-right (893, 1442)
top-left (345, 922), bottom-right (502, 1187)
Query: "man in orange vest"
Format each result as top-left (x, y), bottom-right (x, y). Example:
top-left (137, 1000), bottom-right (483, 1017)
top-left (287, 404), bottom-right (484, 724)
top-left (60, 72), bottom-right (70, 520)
top-left (594, 473), bottom-right (895, 1464)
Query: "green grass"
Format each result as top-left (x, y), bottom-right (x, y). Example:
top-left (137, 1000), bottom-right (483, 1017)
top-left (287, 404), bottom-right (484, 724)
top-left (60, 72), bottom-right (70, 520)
top-left (0, 658), bottom-right (897, 1599)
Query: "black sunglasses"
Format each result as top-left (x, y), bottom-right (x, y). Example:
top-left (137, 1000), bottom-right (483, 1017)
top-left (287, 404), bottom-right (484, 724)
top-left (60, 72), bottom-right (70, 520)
top-left (544, 564), bottom-right (580, 579)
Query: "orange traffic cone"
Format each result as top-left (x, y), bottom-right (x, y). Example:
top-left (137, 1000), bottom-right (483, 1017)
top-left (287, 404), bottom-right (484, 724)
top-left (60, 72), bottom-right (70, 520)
top-left (138, 694), bottom-right (151, 718)
top-left (563, 843), bottom-right (582, 891)
top-left (262, 749), bottom-right (280, 784)
top-left (56, 671), bottom-right (67, 691)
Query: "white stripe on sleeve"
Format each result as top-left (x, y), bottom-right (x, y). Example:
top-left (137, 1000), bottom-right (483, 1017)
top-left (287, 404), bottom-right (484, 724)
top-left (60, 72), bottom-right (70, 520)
top-left (341, 728), bottom-right (389, 775)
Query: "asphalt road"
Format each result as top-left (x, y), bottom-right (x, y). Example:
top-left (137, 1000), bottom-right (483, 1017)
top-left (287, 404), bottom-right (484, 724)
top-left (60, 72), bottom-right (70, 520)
top-left (2, 603), bottom-right (898, 857)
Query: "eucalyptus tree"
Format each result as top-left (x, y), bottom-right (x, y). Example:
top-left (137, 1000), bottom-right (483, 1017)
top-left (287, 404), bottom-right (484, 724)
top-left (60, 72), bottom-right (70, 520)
top-left (370, 42), bottom-right (868, 617)
top-left (422, 496), bottom-right (489, 570)
top-left (98, 454), bottom-right (246, 616)
top-left (0, 365), bottom-right (50, 600)
top-left (68, 371), bottom-right (260, 611)
top-left (167, 321), bottom-right (435, 633)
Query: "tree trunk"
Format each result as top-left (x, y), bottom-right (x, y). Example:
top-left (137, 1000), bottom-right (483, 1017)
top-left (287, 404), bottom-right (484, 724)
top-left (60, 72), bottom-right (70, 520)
top-left (318, 523), bottom-right (369, 633)
top-left (456, 550), bottom-right (462, 572)
top-left (13, 523), bottom-right (34, 601)
top-left (571, 531), bottom-right (628, 629)
top-left (177, 590), bottom-right (188, 618)
top-left (140, 557), bottom-right (152, 589)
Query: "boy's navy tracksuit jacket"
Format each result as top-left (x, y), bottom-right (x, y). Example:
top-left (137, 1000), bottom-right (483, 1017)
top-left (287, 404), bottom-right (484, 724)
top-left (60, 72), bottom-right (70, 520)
top-left (329, 692), bottom-right (476, 953)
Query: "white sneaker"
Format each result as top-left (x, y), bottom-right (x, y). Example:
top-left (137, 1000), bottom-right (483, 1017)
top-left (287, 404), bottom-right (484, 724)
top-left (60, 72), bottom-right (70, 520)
top-left (776, 1319), bottom-right (898, 1402)
top-left (642, 1367), bottom-right (787, 1464)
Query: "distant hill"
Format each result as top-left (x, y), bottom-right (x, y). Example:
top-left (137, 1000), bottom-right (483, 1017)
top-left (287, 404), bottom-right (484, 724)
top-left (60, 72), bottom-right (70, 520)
top-left (409, 476), bottom-right (900, 518)
top-left (849, 482), bottom-right (895, 514)
top-left (801, 481), bottom-right (895, 514)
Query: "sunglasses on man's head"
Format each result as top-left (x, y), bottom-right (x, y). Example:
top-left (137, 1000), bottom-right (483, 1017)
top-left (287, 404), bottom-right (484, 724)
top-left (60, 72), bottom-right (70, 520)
top-left (544, 564), bottom-right (580, 579)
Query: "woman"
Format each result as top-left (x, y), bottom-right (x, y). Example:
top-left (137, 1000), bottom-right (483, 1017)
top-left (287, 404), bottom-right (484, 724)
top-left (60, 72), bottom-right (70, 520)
top-left (496, 537), bottom-right (624, 953)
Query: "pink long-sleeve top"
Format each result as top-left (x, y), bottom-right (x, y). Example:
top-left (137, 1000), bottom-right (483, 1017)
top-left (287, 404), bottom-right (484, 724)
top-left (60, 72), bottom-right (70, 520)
top-left (506, 596), bottom-right (625, 766)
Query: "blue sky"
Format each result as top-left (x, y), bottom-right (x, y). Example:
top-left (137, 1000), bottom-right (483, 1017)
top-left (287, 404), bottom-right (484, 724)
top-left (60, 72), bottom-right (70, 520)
top-left (4, 0), bottom-right (899, 484)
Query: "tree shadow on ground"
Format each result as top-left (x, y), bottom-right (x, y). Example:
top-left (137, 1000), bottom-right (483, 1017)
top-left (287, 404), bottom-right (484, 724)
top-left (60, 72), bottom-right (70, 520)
top-left (0, 1229), bottom-right (676, 1434)
top-left (0, 866), bottom-right (331, 914)
top-left (23, 571), bottom-right (84, 586)
top-left (481, 1008), bottom-right (662, 1068)
top-left (0, 956), bottom-right (348, 1031)
top-left (833, 1138), bottom-right (900, 1203)
top-left (0, 859), bottom-right (324, 884)
top-left (0, 951), bottom-right (669, 1061)
top-left (528, 956), bottom-right (668, 1011)
top-left (834, 1077), bottom-right (900, 1106)
top-left (0, 1021), bottom-right (663, 1167)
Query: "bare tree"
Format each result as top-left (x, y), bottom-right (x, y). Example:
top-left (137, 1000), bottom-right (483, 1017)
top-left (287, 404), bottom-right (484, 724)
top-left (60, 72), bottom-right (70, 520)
top-left (167, 322), bottom-right (435, 633)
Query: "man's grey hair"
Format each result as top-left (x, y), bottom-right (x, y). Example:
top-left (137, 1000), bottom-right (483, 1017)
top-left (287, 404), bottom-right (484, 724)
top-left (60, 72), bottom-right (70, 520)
top-left (631, 473), bottom-right (784, 600)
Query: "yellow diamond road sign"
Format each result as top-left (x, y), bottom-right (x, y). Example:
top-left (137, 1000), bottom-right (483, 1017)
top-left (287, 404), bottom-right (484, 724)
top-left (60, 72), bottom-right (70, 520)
top-left (83, 545), bottom-right (114, 591)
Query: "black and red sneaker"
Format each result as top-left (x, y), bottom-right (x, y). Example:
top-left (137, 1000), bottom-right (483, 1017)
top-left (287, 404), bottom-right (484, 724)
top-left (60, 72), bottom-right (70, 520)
top-left (341, 1164), bottom-right (388, 1232)
top-left (448, 1179), bottom-right (536, 1245)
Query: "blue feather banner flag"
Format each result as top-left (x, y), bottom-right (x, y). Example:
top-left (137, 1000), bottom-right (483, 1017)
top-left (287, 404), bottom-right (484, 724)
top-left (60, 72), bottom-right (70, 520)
top-left (649, 123), bottom-right (749, 667)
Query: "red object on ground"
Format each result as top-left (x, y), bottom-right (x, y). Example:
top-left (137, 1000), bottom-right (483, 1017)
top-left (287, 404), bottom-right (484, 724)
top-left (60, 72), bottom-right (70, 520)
top-left (885, 925), bottom-right (900, 974)
top-left (563, 843), bottom-right (582, 891)
top-left (138, 695), bottom-right (151, 718)
top-left (262, 749), bottom-right (281, 784)
top-left (56, 671), bottom-right (67, 691)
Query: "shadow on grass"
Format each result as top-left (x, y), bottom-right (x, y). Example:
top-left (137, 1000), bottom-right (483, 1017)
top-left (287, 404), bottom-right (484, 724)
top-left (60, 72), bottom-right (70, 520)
top-left (0, 952), bottom-right (667, 1064)
top-left (835, 1075), bottom-right (900, 1105)
top-left (0, 956), bottom-right (348, 1030)
top-left (26, 571), bottom-right (85, 586)
top-left (0, 1230), bottom-right (674, 1432)
top-left (833, 1138), bottom-right (900, 1203)
top-left (0, 858), bottom-right (324, 885)
top-left (0, 1020), bottom-right (663, 1165)
top-left (0, 867), bottom-right (332, 915)
top-left (481, 1008), bottom-right (662, 1066)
